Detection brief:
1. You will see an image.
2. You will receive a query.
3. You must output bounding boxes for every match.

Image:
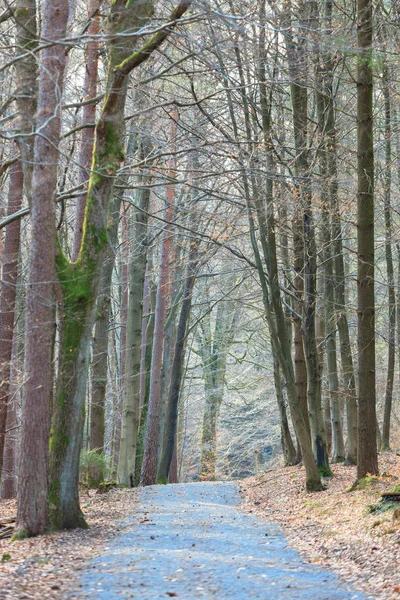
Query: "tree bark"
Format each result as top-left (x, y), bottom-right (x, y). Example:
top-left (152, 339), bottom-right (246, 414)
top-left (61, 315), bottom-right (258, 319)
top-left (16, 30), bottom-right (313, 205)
top-left (381, 58), bottom-right (395, 451)
top-left (141, 113), bottom-right (178, 486)
top-left (72, 0), bottom-right (101, 261)
top-left (16, 0), bottom-right (69, 538)
top-left (272, 354), bottom-right (297, 466)
top-left (135, 274), bottom-right (156, 486)
top-left (157, 243), bottom-right (199, 483)
top-left (14, 0), bottom-right (37, 203)
top-left (356, 0), bottom-right (378, 479)
top-left (88, 193), bottom-right (122, 486)
top-left (140, 194), bottom-right (174, 485)
top-left (118, 146), bottom-right (151, 486)
top-left (0, 157), bottom-right (23, 476)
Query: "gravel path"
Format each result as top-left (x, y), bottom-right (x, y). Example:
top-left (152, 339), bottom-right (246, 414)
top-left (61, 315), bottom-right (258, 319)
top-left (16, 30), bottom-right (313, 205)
top-left (68, 482), bottom-right (364, 599)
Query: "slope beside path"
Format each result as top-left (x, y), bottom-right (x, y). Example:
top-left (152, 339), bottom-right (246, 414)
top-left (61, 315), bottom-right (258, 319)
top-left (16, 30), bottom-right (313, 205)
top-left (67, 482), bottom-right (364, 599)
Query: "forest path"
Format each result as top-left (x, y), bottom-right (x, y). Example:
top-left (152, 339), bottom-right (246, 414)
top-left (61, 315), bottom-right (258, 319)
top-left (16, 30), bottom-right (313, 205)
top-left (68, 482), bottom-right (364, 599)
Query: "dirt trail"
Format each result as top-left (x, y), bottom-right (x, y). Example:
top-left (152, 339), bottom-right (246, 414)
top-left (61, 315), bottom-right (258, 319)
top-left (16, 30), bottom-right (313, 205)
top-left (67, 482), bottom-right (366, 599)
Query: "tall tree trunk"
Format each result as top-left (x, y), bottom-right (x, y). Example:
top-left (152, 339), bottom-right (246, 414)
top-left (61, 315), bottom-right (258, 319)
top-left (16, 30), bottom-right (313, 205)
top-left (284, 3), bottom-right (329, 470)
top-left (292, 210), bottom-right (310, 458)
top-left (256, 0), bottom-right (321, 490)
top-left (381, 60), bottom-right (395, 451)
top-left (0, 157), bottom-right (23, 476)
top-left (141, 115), bottom-right (177, 486)
top-left (72, 0), bottom-right (101, 261)
top-left (356, 0), bottom-right (378, 479)
top-left (118, 150), bottom-right (151, 486)
top-left (157, 243), bottom-right (199, 483)
top-left (135, 274), bottom-right (156, 486)
top-left (89, 193), bottom-right (122, 486)
top-left (15, 0), bottom-right (69, 538)
top-left (313, 11), bottom-right (345, 462)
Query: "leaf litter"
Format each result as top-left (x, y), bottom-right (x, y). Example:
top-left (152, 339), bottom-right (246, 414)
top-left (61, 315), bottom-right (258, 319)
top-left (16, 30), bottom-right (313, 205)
top-left (240, 452), bottom-right (400, 600)
top-left (0, 487), bottom-right (139, 599)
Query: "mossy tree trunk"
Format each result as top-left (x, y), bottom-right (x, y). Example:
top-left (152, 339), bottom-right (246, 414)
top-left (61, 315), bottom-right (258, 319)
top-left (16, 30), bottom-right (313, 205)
top-left (49, 0), bottom-right (192, 529)
top-left (88, 193), bottom-right (122, 487)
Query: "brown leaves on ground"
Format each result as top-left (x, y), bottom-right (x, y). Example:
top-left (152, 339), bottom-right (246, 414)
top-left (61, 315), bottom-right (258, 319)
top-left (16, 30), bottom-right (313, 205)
top-left (0, 488), bottom-right (138, 600)
top-left (240, 453), bottom-right (400, 600)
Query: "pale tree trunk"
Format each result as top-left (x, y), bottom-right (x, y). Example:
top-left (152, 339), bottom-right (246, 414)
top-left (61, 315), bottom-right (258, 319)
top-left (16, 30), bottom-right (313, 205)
top-left (199, 300), bottom-right (238, 481)
top-left (356, 0), bottom-right (378, 479)
top-left (118, 146), bottom-right (151, 486)
top-left (135, 273), bottom-right (156, 486)
top-left (49, 0), bottom-right (192, 529)
top-left (141, 115), bottom-right (178, 486)
top-left (16, 0), bottom-right (69, 538)
top-left (0, 157), bottom-right (23, 476)
top-left (157, 242), bottom-right (199, 482)
top-left (72, 0), bottom-right (101, 261)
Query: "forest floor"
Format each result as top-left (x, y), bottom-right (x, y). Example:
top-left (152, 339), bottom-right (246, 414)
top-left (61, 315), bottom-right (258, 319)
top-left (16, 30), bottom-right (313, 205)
top-left (0, 487), bottom-right (140, 599)
top-left (240, 452), bottom-right (400, 600)
top-left (0, 455), bottom-right (399, 599)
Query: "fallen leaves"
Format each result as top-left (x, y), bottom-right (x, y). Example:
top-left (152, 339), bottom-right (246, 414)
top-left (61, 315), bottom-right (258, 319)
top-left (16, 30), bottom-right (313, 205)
top-left (0, 488), bottom-right (139, 599)
top-left (240, 453), bottom-right (400, 600)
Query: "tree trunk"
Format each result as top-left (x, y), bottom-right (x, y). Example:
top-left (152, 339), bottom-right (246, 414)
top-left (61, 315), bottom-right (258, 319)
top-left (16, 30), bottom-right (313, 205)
top-left (135, 275), bottom-right (156, 486)
top-left (89, 193), bottom-right (122, 486)
top-left (141, 117), bottom-right (177, 486)
top-left (14, 0), bottom-right (37, 203)
top-left (0, 158), bottom-right (23, 476)
top-left (15, 0), bottom-right (69, 538)
top-left (273, 354), bottom-right (297, 466)
top-left (72, 0), bottom-right (101, 261)
top-left (381, 60), bottom-right (395, 451)
top-left (356, 0), bottom-right (378, 479)
top-left (118, 151), bottom-right (151, 486)
top-left (157, 243), bottom-right (199, 483)
top-left (292, 210), bottom-right (310, 456)
top-left (256, 0), bottom-right (322, 490)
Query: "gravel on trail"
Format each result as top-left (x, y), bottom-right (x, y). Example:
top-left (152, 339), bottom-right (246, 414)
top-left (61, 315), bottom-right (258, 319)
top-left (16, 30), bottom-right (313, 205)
top-left (67, 482), bottom-right (365, 599)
